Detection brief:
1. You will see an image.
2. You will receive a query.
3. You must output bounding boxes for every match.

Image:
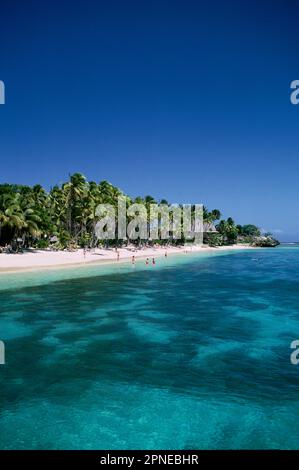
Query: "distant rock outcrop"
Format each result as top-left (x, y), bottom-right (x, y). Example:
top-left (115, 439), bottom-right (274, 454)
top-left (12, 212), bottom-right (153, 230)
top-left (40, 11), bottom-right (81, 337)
top-left (252, 236), bottom-right (280, 247)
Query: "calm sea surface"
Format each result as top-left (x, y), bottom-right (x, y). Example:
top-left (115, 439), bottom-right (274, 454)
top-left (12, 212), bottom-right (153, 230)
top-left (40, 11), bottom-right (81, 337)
top-left (1, 247), bottom-right (299, 449)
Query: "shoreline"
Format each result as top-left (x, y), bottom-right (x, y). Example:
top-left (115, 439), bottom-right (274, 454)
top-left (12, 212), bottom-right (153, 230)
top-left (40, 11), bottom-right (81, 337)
top-left (0, 244), bottom-right (255, 275)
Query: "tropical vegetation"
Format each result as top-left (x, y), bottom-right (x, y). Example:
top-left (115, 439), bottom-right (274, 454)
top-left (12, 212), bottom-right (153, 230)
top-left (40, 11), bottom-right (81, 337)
top-left (0, 173), bottom-right (279, 250)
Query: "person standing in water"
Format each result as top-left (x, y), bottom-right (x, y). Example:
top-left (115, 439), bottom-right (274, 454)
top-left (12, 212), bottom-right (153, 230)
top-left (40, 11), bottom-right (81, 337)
top-left (132, 256), bottom-right (135, 266)
top-left (152, 257), bottom-right (156, 265)
top-left (146, 258), bottom-right (149, 265)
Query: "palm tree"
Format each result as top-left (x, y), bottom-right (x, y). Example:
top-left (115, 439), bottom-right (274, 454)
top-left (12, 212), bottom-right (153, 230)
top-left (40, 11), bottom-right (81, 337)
top-left (62, 173), bottom-right (89, 242)
top-left (0, 193), bottom-right (25, 244)
top-left (210, 209), bottom-right (221, 222)
top-left (216, 218), bottom-right (238, 244)
top-left (0, 173), bottom-right (261, 249)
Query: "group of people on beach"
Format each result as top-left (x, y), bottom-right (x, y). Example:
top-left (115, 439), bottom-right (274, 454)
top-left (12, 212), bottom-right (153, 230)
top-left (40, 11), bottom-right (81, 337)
top-left (132, 250), bottom-right (168, 266)
top-left (113, 249), bottom-right (168, 266)
top-left (131, 255), bottom-right (155, 266)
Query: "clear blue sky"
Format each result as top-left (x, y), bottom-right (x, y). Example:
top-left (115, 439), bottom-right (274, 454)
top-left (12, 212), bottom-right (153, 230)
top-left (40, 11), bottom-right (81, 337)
top-left (0, 0), bottom-right (298, 240)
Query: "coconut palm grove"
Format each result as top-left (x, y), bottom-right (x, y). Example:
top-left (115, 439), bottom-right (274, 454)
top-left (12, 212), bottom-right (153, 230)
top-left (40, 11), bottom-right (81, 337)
top-left (0, 173), bottom-right (278, 250)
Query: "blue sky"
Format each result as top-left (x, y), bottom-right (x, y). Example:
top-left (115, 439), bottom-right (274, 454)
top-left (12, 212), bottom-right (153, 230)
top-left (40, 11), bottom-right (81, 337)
top-left (0, 0), bottom-right (298, 240)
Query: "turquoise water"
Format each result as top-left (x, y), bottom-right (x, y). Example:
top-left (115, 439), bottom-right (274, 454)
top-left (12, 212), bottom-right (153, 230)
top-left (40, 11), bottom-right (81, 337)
top-left (1, 247), bottom-right (299, 449)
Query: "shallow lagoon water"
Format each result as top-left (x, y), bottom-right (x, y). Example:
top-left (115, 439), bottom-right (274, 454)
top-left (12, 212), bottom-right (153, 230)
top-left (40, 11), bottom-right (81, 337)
top-left (1, 247), bottom-right (299, 449)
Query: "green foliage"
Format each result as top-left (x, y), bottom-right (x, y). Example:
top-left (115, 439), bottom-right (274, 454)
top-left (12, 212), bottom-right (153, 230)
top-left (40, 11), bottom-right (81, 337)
top-left (216, 218), bottom-right (238, 244)
top-left (238, 224), bottom-right (261, 237)
top-left (78, 233), bottom-right (91, 248)
top-left (204, 232), bottom-right (224, 246)
top-left (35, 238), bottom-right (50, 249)
top-left (0, 173), bottom-right (267, 249)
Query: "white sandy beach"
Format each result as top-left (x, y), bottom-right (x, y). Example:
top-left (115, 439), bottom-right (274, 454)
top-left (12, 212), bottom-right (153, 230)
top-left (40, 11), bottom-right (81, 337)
top-left (0, 244), bottom-right (253, 272)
